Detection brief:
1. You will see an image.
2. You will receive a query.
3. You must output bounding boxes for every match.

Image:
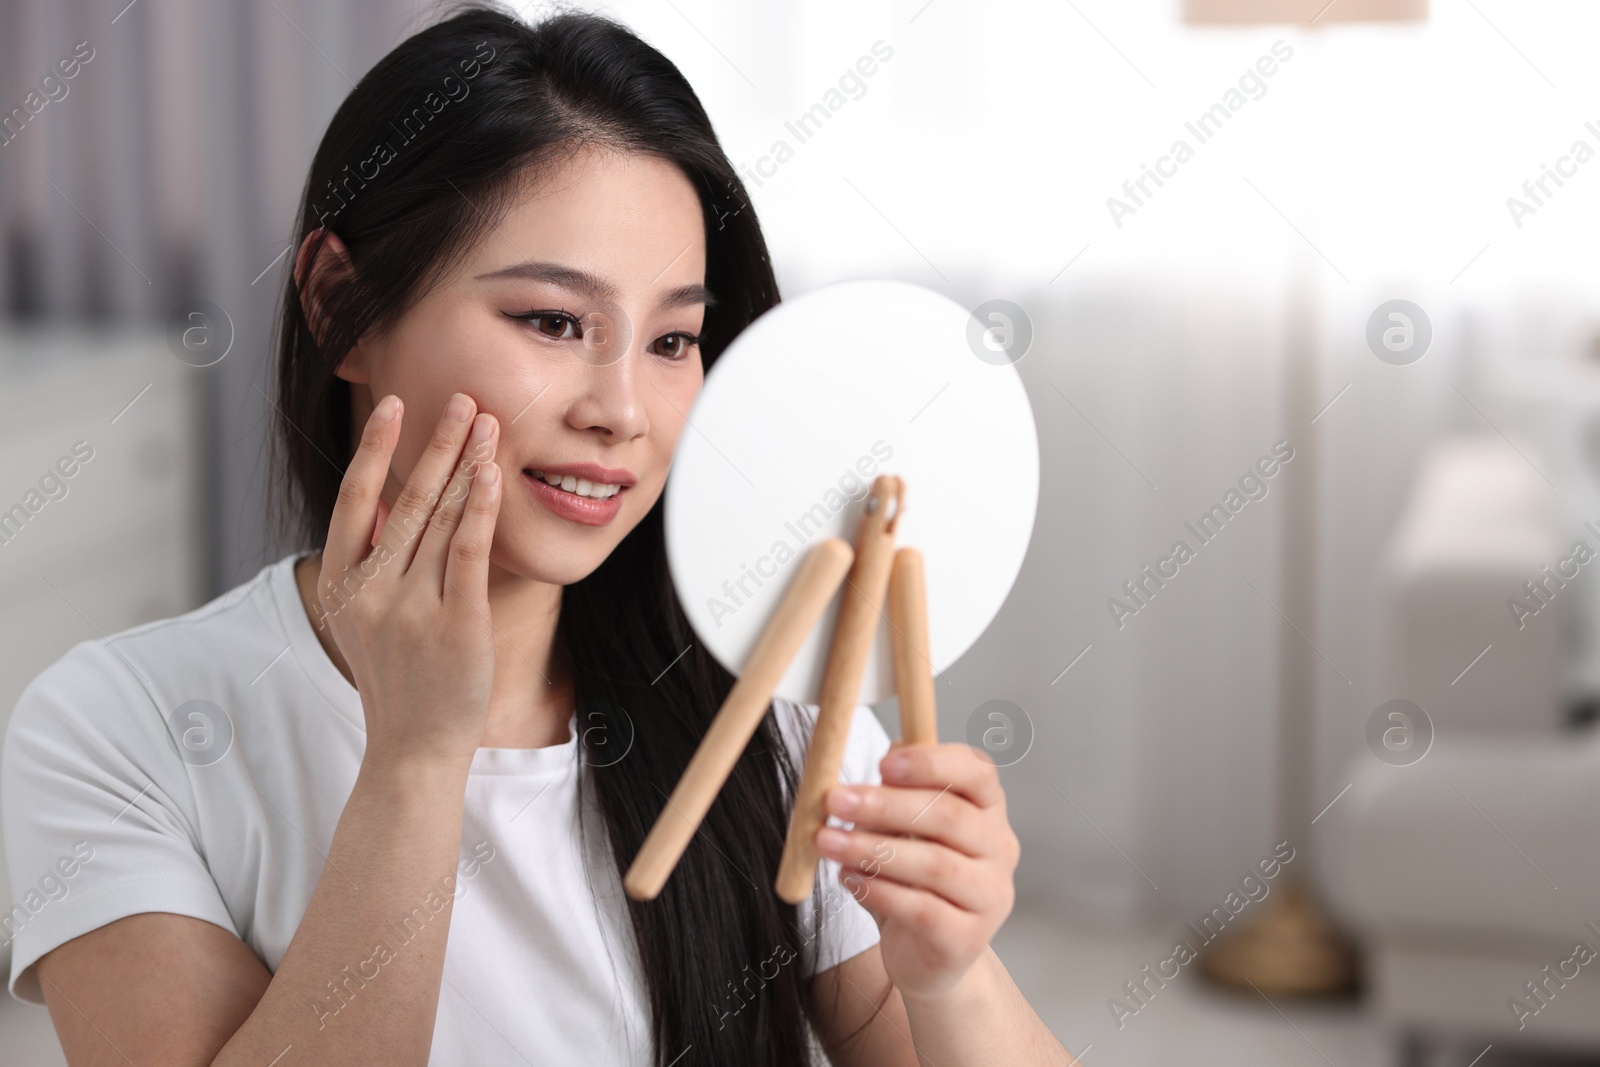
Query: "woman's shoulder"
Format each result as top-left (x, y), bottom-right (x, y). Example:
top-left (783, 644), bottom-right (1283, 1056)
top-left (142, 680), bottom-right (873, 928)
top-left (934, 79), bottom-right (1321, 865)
top-left (0, 557), bottom-right (303, 1005)
top-left (3, 553), bottom-right (304, 753)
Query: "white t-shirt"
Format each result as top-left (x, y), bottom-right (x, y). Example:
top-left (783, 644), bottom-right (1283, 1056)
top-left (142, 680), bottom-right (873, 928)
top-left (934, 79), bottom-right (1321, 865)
top-left (1, 551), bottom-right (891, 1065)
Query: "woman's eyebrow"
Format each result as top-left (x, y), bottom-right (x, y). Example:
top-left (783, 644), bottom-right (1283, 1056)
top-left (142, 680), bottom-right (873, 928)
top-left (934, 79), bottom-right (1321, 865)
top-left (475, 259), bottom-right (714, 309)
top-left (662, 282), bottom-right (716, 310)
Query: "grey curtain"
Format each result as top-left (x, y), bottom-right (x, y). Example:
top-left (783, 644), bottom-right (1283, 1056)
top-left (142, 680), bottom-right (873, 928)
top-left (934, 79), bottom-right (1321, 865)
top-left (1, 0), bottom-right (427, 593)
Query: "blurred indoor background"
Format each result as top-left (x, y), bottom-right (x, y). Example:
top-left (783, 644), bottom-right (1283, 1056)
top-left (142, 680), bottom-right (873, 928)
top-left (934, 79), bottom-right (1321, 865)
top-left (4, 0), bottom-right (1600, 1064)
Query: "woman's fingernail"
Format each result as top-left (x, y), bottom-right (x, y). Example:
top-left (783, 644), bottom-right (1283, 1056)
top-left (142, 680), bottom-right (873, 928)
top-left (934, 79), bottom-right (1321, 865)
top-left (881, 753), bottom-right (908, 780)
top-left (471, 412), bottom-right (494, 440)
top-left (829, 788), bottom-right (861, 815)
top-left (373, 394), bottom-right (399, 423)
top-left (816, 828), bottom-right (849, 855)
top-left (447, 393), bottom-right (473, 422)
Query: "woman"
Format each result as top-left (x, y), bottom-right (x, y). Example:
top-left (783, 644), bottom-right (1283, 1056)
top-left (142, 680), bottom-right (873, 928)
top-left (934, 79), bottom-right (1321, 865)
top-left (1, 6), bottom-right (1075, 1065)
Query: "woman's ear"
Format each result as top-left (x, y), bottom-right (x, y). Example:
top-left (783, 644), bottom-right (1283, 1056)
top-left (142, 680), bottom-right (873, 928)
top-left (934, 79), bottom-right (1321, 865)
top-left (292, 228), bottom-right (369, 382)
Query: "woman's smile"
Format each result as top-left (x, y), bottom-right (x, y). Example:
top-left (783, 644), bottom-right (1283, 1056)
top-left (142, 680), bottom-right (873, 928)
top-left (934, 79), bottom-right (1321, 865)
top-left (519, 466), bottom-right (630, 525)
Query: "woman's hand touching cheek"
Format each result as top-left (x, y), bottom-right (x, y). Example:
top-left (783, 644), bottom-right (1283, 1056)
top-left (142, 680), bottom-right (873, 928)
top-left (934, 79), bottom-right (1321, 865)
top-left (815, 743), bottom-right (1020, 1003)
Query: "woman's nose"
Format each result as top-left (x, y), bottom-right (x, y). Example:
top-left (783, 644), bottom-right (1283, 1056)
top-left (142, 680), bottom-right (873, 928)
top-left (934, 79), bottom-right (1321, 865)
top-left (566, 335), bottom-right (649, 439)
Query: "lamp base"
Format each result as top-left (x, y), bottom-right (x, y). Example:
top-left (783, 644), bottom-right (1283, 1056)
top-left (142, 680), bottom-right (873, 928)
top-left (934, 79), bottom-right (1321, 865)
top-left (1197, 883), bottom-right (1359, 997)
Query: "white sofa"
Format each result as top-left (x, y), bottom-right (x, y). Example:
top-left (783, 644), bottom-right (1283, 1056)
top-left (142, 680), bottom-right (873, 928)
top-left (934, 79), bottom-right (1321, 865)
top-left (1326, 435), bottom-right (1600, 1062)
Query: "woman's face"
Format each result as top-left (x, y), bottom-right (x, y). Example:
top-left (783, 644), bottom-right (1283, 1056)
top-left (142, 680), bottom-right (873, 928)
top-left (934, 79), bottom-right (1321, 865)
top-left (336, 145), bottom-right (709, 585)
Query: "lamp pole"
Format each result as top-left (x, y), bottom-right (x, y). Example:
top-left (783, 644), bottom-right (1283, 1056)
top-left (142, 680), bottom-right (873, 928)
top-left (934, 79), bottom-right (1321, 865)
top-left (1180, 0), bottom-right (1426, 997)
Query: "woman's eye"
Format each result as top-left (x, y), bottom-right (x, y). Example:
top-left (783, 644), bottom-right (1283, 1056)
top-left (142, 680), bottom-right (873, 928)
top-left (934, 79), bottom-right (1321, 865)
top-left (651, 332), bottom-right (700, 360)
top-left (508, 311), bottom-right (582, 340)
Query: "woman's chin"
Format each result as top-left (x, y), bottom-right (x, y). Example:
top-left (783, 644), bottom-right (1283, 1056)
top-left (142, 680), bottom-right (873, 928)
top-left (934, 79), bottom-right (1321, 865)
top-left (487, 536), bottom-right (612, 588)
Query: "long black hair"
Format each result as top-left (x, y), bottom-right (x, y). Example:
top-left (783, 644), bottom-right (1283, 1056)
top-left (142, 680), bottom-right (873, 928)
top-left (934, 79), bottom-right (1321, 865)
top-left (269, 5), bottom-right (847, 1064)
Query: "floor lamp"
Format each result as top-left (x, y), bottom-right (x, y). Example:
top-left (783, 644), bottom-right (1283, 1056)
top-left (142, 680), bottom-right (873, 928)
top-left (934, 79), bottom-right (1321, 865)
top-left (1181, 0), bottom-right (1428, 997)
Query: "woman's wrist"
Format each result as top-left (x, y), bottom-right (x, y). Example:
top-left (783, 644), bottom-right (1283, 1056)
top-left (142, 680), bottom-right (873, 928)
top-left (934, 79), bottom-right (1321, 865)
top-left (357, 743), bottom-right (475, 797)
top-left (897, 946), bottom-right (1004, 1018)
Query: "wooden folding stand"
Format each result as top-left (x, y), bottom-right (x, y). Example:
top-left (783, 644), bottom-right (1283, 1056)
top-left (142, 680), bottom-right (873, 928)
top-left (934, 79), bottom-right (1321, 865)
top-left (623, 474), bottom-right (939, 904)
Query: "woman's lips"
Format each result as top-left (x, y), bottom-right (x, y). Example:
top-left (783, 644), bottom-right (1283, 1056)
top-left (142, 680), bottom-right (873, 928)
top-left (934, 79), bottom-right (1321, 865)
top-left (520, 470), bottom-right (626, 526)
